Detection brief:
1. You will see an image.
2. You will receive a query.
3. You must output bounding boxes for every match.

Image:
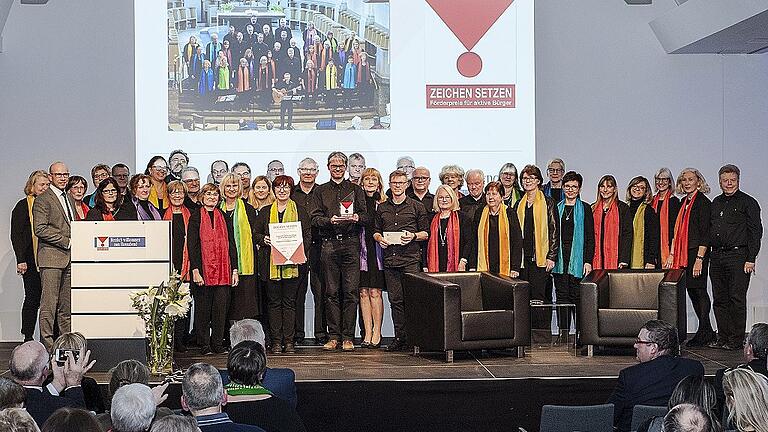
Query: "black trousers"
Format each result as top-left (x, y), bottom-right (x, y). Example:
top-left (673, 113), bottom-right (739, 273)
top-left (383, 263), bottom-right (421, 341)
top-left (521, 257), bottom-right (550, 330)
top-left (195, 285), bottom-right (230, 351)
top-left (280, 101), bottom-right (294, 128)
top-left (295, 243), bottom-right (327, 340)
top-left (685, 249), bottom-right (714, 336)
top-left (21, 265), bottom-right (42, 341)
top-left (321, 238), bottom-right (360, 341)
top-left (267, 277), bottom-right (300, 344)
top-left (553, 273), bottom-right (581, 333)
top-left (710, 249), bottom-right (751, 345)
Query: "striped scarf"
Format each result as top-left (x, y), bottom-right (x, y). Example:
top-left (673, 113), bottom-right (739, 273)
top-left (221, 199), bottom-right (254, 276)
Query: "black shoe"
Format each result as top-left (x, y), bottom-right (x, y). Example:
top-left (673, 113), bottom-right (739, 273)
top-left (174, 343), bottom-right (188, 353)
top-left (707, 339), bottom-right (727, 349)
top-left (212, 346), bottom-right (229, 354)
top-left (294, 337), bottom-right (305, 345)
top-left (361, 341), bottom-right (372, 349)
top-left (386, 338), bottom-right (408, 352)
top-left (284, 343), bottom-right (296, 354)
top-left (200, 346), bottom-right (212, 355)
top-left (369, 340), bottom-right (381, 349)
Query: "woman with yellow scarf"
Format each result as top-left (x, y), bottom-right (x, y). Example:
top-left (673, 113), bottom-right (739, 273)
top-left (219, 174), bottom-right (260, 326)
top-left (470, 181), bottom-right (522, 276)
top-left (11, 170), bottom-right (50, 341)
top-left (254, 175), bottom-right (311, 355)
top-left (144, 156), bottom-right (169, 211)
top-left (625, 176), bottom-right (660, 269)
top-left (514, 165), bottom-right (559, 339)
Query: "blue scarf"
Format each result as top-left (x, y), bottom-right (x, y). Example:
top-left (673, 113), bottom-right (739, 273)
top-left (342, 63), bottom-right (357, 89)
top-left (190, 53), bottom-right (202, 76)
top-left (207, 41), bottom-right (221, 63)
top-left (199, 69), bottom-right (215, 95)
top-left (553, 198), bottom-right (585, 277)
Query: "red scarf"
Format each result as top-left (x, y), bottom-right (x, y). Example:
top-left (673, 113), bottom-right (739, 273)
top-left (306, 68), bottom-right (317, 93)
top-left (257, 65), bottom-right (273, 90)
top-left (102, 211), bottom-right (115, 221)
top-left (320, 47), bottom-right (332, 70)
top-left (76, 202), bottom-right (89, 221)
top-left (307, 50), bottom-right (318, 69)
top-left (427, 212), bottom-right (460, 272)
top-left (593, 198), bottom-right (620, 269)
top-left (198, 208), bottom-right (231, 286)
top-left (671, 192), bottom-right (698, 269)
top-left (236, 65), bottom-right (251, 92)
top-left (651, 190), bottom-right (672, 264)
top-left (164, 206), bottom-right (192, 281)
top-left (357, 62), bottom-right (369, 84)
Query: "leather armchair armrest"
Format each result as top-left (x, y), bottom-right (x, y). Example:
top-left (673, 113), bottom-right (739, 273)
top-left (479, 272), bottom-right (517, 310)
top-left (658, 269), bottom-right (687, 341)
top-left (580, 270), bottom-right (608, 344)
top-left (403, 273), bottom-right (462, 350)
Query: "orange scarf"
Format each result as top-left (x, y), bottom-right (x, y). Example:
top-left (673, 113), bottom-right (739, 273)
top-left (671, 192), bottom-right (698, 269)
top-left (236, 65), bottom-right (251, 92)
top-left (427, 212), bottom-right (460, 272)
top-left (651, 190), bottom-right (672, 264)
top-left (164, 206), bottom-right (191, 281)
top-left (593, 198), bottom-right (620, 269)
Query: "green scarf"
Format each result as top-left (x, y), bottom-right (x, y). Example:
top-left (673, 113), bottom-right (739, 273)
top-left (269, 200), bottom-right (299, 280)
top-left (630, 202), bottom-right (647, 269)
top-left (221, 199), bottom-right (255, 276)
top-left (225, 382), bottom-right (273, 397)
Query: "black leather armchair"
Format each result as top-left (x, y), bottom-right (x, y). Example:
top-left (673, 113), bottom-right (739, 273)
top-left (403, 272), bottom-right (530, 362)
top-left (580, 269), bottom-right (686, 355)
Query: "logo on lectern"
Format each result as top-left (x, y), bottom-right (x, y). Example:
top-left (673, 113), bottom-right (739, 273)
top-left (94, 236), bottom-right (146, 251)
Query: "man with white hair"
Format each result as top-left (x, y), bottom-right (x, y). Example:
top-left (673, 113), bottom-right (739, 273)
top-left (182, 363), bottom-right (265, 432)
top-left (111, 383), bottom-right (158, 432)
top-left (226, 319), bottom-right (297, 408)
top-left (347, 153), bottom-right (366, 185)
top-left (9, 341), bottom-right (89, 425)
top-left (396, 156), bottom-right (416, 180)
top-left (459, 169), bottom-right (486, 221)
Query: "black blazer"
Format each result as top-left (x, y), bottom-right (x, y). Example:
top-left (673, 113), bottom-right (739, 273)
top-left (253, 202), bottom-right (311, 282)
top-left (24, 385), bottom-right (85, 425)
top-left (629, 200), bottom-right (661, 267)
top-left (608, 355), bottom-right (704, 432)
top-left (10, 198), bottom-right (35, 267)
top-left (677, 193), bottom-right (711, 252)
top-left (187, 207), bottom-right (238, 282)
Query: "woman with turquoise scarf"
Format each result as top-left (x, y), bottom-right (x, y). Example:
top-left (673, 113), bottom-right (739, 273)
top-left (552, 171), bottom-right (595, 343)
top-left (254, 175), bottom-right (311, 355)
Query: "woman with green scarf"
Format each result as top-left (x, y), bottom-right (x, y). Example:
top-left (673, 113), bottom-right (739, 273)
top-left (219, 174), bottom-right (260, 325)
top-left (254, 175), bottom-right (311, 355)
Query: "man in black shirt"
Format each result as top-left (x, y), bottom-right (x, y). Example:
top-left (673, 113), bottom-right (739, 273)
top-left (292, 157), bottom-right (327, 345)
top-left (310, 152), bottom-right (369, 351)
top-left (275, 72), bottom-right (298, 130)
top-left (374, 170), bottom-right (430, 351)
top-left (708, 164), bottom-right (763, 350)
top-left (408, 167), bottom-right (435, 268)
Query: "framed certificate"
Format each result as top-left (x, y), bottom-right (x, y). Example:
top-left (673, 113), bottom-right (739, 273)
top-left (268, 222), bottom-right (307, 265)
top-left (383, 231), bottom-right (405, 245)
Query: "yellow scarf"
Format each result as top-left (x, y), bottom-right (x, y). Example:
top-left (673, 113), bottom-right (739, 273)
top-left (27, 195), bottom-right (38, 262)
top-left (148, 181), bottom-right (168, 210)
top-left (516, 189), bottom-right (549, 268)
top-left (477, 204), bottom-right (511, 276)
top-left (269, 200), bottom-right (299, 280)
top-left (221, 199), bottom-right (255, 276)
top-left (630, 203), bottom-right (647, 269)
top-left (325, 64), bottom-right (338, 90)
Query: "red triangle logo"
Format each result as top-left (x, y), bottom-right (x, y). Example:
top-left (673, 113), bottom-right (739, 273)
top-left (426, 0), bottom-right (514, 51)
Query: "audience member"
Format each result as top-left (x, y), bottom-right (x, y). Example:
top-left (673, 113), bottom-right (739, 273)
top-left (111, 383), bottom-right (169, 432)
top-left (637, 375), bottom-right (720, 432)
top-left (9, 341), bottom-right (90, 425)
top-left (661, 403), bottom-right (715, 432)
top-left (49, 332), bottom-right (104, 413)
top-left (181, 362), bottom-right (266, 432)
top-left (40, 407), bottom-right (100, 432)
top-left (150, 415), bottom-right (201, 432)
top-left (224, 341), bottom-right (306, 432)
top-left (722, 368), bottom-right (768, 432)
top-left (0, 376), bottom-right (26, 409)
top-left (714, 322), bottom-right (768, 414)
top-left (0, 408), bottom-right (40, 432)
top-left (98, 360), bottom-right (173, 432)
top-left (608, 320), bottom-right (704, 432)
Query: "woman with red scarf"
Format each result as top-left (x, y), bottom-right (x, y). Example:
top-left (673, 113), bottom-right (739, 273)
top-left (188, 183), bottom-right (238, 355)
top-left (664, 168), bottom-right (714, 347)
top-left (163, 180), bottom-right (193, 352)
top-left (303, 59), bottom-right (319, 109)
top-left (591, 175), bottom-right (632, 270)
top-left (426, 184), bottom-right (473, 273)
top-left (651, 167), bottom-right (681, 267)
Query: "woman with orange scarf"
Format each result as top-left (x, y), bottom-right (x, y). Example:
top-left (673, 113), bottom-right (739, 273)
top-left (625, 176), bottom-right (660, 269)
top-left (164, 180), bottom-right (193, 352)
top-left (188, 183), bottom-right (239, 355)
top-left (470, 181), bottom-right (522, 276)
top-left (427, 185), bottom-right (473, 273)
top-left (11, 170), bottom-right (49, 341)
top-left (651, 167), bottom-right (681, 267)
top-left (592, 175), bottom-right (633, 270)
top-left (664, 168), bottom-right (714, 347)
top-left (514, 165), bottom-right (559, 338)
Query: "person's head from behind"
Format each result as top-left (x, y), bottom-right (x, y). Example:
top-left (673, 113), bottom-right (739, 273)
top-left (182, 363), bottom-right (225, 415)
top-left (9, 341), bottom-right (49, 386)
top-left (51, 332), bottom-right (87, 359)
top-left (722, 368), bottom-right (768, 432)
top-left (109, 359), bottom-right (150, 399)
top-left (227, 341), bottom-right (267, 387)
top-left (662, 403), bottom-right (714, 432)
top-left (744, 322), bottom-right (768, 363)
top-left (110, 383), bottom-right (156, 432)
top-left (41, 407), bottom-right (100, 432)
top-left (0, 376), bottom-right (26, 409)
top-left (667, 375), bottom-right (718, 417)
top-left (149, 415), bottom-right (201, 432)
top-left (635, 319), bottom-right (679, 363)
top-left (0, 408), bottom-right (40, 432)
top-left (230, 319), bottom-right (266, 348)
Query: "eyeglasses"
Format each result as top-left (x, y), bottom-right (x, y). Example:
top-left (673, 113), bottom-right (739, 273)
top-left (102, 189), bottom-right (118, 195)
top-left (500, 172), bottom-right (516, 177)
top-left (299, 168), bottom-right (317, 173)
top-left (563, 184), bottom-right (579, 190)
top-left (275, 185), bottom-right (291, 191)
top-left (635, 338), bottom-right (656, 345)
top-left (437, 196), bottom-right (452, 201)
top-left (203, 192), bottom-right (219, 197)
top-left (412, 176), bottom-right (430, 181)
top-left (51, 172), bottom-right (70, 177)
top-left (521, 176), bottom-right (538, 182)
top-left (234, 170), bottom-right (251, 177)
top-left (390, 181), bottom-right (408, 186)
top-left (398, 165), bottom-right (415, 171)
top-left (152, 165), bottom-right (168, 171)
top-left (329, 164), bottom-right (346, 170)
top-left (548, 168), bottom-right (564, 174)
top-left (267, 167), bottom-right (283, 173)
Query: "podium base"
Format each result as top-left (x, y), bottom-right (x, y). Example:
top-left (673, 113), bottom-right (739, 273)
top-left (88, 339), bottom-right (147, 372)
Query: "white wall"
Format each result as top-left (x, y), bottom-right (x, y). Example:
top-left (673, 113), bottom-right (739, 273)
top-left (535, 0), bottom-right (768, 328)
top-left (0, 0), bottom-right (765, 340)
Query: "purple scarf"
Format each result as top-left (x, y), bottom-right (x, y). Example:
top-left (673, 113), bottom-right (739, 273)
top-left (360, 227), bottom-right (384, 271)
top-left (133, 197), bottom-right (161, 220)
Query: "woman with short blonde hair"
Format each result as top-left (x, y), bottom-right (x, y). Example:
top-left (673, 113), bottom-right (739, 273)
top-left (358, 168), bottom-right (386, 348)
top-left (51, 332), bottom-right (105, 413)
